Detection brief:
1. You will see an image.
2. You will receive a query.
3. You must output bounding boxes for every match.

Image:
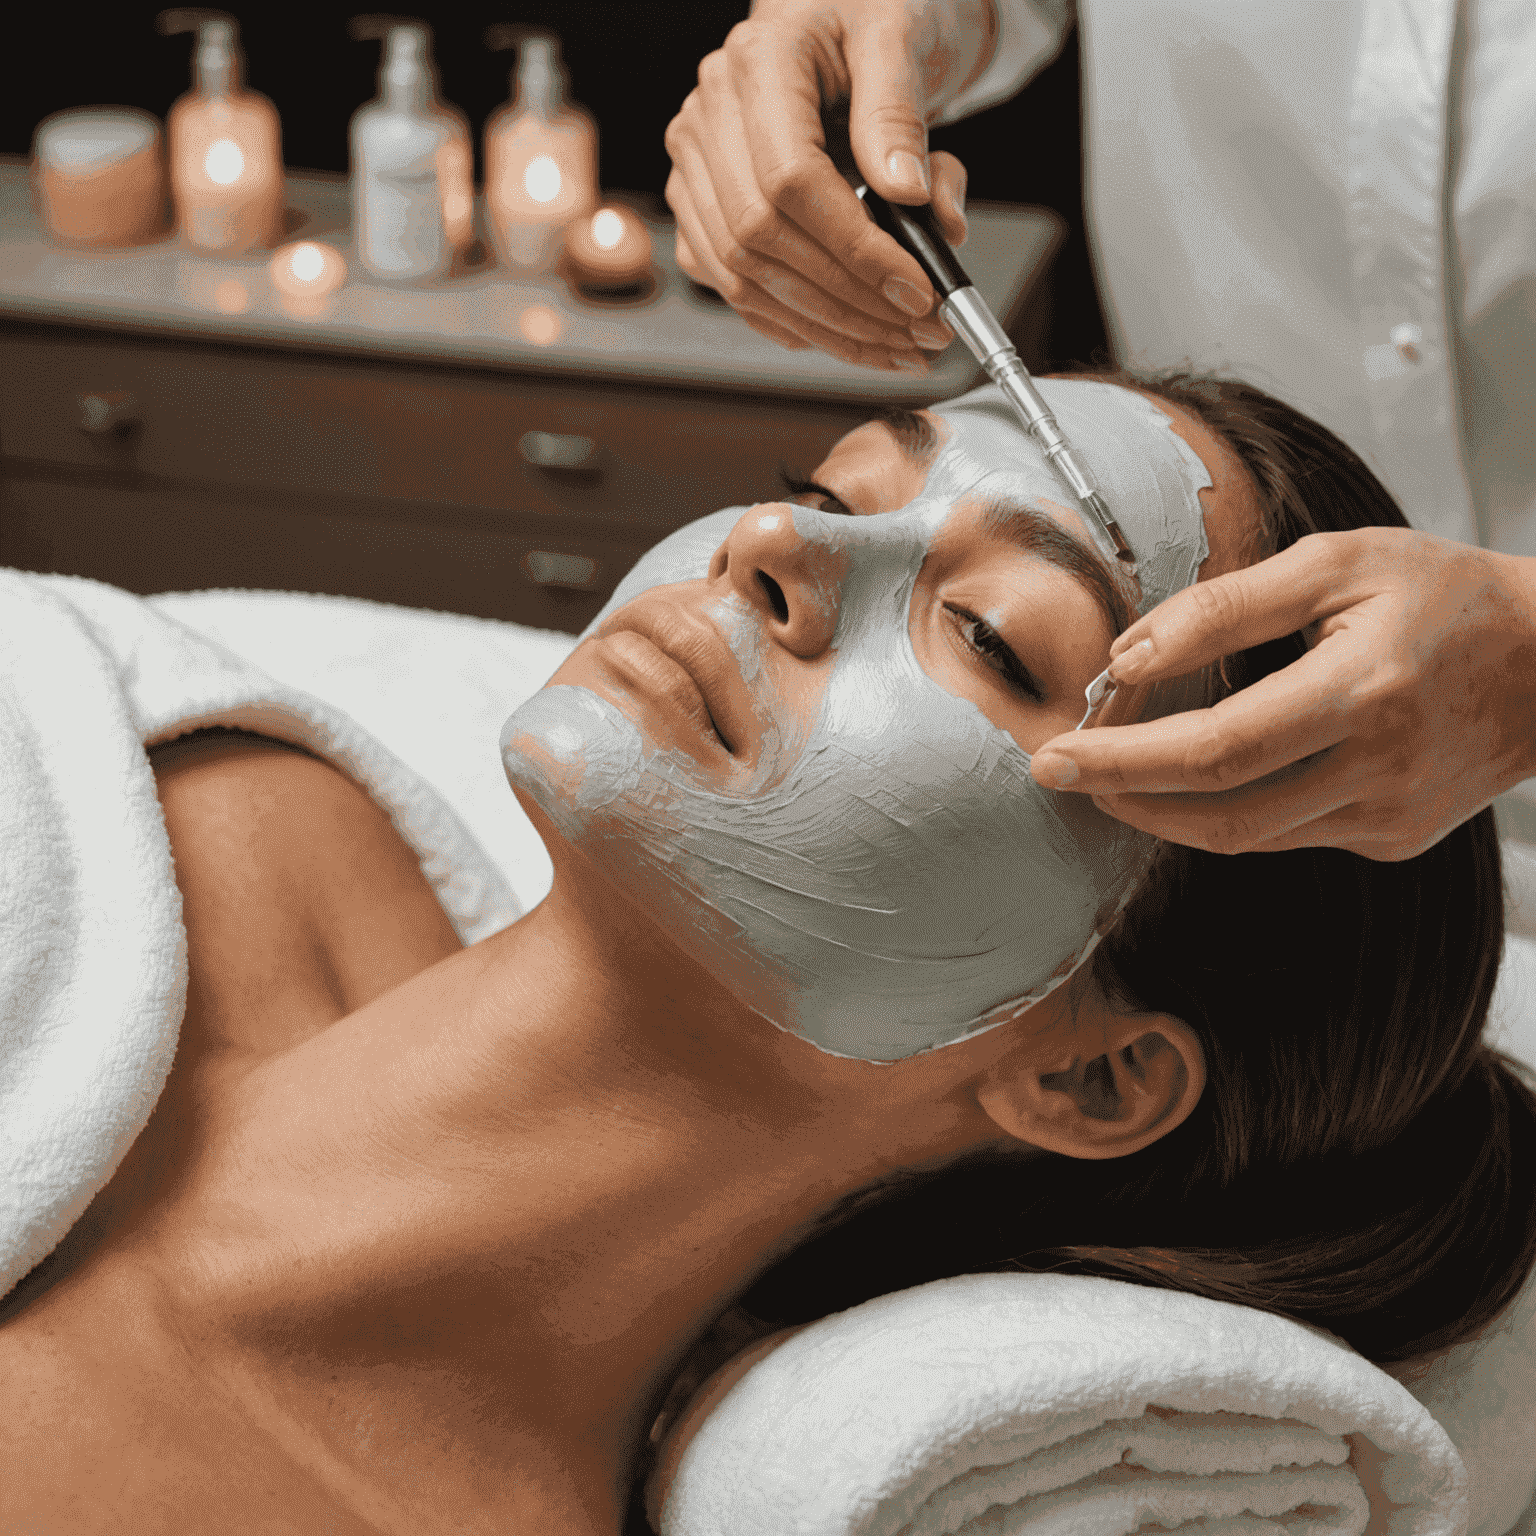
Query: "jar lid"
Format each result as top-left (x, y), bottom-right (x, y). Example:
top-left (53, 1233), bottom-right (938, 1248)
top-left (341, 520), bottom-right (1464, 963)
top-left (34, 109), bottom-right (160, 172)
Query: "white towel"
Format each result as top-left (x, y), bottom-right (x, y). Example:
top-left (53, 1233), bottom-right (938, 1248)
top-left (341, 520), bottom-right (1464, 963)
top-left (147, 586), bottom-right (578, 917)
top-left (659, 1272), bottom-right (1468, 1536)
top-left (0, 571), bottom-right (519, 1298)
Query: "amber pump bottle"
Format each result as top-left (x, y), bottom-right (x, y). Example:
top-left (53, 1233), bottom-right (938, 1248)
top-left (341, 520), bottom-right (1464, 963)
top-left (158, 9), bottom-right (284, 254)
top-left (483, 29), bottom-right (598, 272)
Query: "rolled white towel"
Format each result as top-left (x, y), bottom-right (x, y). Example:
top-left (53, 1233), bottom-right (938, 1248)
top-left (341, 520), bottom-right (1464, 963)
top-left (659, 1272), bottom-right (1466, 1536)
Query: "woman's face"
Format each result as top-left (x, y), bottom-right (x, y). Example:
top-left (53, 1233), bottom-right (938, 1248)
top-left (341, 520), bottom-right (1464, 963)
top-left (502, 380), bottom-right (1215, 1061)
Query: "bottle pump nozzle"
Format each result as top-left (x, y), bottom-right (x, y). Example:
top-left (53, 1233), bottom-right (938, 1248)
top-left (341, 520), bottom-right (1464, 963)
top-left (350, 14), bottom-right (436, 109)
top-left (485, 26), bottom-right (567, 117)
top-left (157, 9), bottom-right (242, 95)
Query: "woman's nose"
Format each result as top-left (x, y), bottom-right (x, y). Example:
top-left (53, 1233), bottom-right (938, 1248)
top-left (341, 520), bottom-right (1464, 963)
top-left (708, 505), bottom-right (846, 658)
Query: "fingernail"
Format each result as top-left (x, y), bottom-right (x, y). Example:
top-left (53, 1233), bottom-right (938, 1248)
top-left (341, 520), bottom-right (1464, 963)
top-left (882, 276), bottom-right (931, 318)
top-left (945, 181), bottom-right (969, 243)
top-left (1033, 753), bottom-right (1080, 788)
top-left (909, 317), bottom-right (952, 349)
top-left (1109, 637), bottom-right (1154, 681)
top-left (890, 353), bottom-right (929, 376)
top-left (887, 150), bottom-right (930, 199)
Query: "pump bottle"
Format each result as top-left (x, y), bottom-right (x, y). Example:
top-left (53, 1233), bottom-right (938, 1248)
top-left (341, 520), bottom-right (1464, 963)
top-left (484, 32), bottom-right (597, 272)
top-left (159, 9), bottom-right (284, 254)
top-left (349, 19), bottom-right (473, 283)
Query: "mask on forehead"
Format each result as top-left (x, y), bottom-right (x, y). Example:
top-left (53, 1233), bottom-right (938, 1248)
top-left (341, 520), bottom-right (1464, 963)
top-left (502, 379), bottom-right (1211, 1061)
top-left (932, 380), bottom-right (1210, 615)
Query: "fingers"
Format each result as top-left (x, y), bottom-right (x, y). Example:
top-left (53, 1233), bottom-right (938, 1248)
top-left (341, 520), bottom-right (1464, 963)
top-left (1093, 771), bottom-right (1442, 861)
top-left (1237, 803), bottom-right (1445, 861)
top-left (1085, 750), bottom-right (1363, 855)
top-left (928, 152), bottom-right (969, 247)
top-left (665, 166), bottom-right (922, 370)
top-left (669, 101), bottom-right (916, 342)
top-left (1105, 533), bottom-right (1378, 687)
top-left (674, 227), bottom-right (697, 276)
top-left (724, 25), bottom-right (941, 319)
top-left (1032, 642), bottom-right (1360, 795)
top-left (845, 12), bottom-right (931, 202)
top-left (665, 13), bottom-right (964, 367)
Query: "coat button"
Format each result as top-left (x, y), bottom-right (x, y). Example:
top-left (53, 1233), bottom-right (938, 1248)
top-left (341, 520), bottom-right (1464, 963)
top-left (1390, 322), bottom-right (1424, 364)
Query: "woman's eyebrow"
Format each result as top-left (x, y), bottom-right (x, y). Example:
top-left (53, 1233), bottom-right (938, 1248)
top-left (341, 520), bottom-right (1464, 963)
top-left (979, 497), bottom-right (1137, 637)
top-left (873, 407), bottom-right (940, 468)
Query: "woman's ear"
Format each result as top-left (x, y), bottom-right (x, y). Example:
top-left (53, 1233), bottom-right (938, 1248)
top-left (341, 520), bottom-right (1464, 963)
top-left (974, 1005), bottom-right (1206, 1161)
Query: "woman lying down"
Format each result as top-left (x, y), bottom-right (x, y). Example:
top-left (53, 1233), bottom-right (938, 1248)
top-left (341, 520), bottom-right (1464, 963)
top-left (0, 371), bottom-right (1532, 1534)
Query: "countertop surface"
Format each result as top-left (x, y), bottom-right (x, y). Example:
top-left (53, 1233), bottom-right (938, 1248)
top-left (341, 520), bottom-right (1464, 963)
top-left (0, 158), bottom-right (1062, 401)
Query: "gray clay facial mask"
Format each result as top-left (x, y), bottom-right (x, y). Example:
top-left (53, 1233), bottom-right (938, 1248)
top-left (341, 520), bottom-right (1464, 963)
top-left (502, 380), bottom-right (1211, 1061)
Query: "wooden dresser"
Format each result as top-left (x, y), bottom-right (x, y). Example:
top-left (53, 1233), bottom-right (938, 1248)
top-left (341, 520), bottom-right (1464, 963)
top-left (0, 161), bottom-right (1061, 632)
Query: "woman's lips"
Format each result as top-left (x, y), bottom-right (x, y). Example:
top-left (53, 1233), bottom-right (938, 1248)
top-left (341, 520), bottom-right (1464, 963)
top-left (594, 626), bottom-right (737, 753)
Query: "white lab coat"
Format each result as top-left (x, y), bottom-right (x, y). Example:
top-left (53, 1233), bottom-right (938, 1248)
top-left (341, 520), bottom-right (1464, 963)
top-left (943, 0), bottom-right (1536, 557)
top-left (947, 13), bottom-right (1536, 1536)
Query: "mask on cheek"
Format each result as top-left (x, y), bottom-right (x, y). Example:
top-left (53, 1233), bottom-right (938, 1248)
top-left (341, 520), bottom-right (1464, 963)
top-left (502, 381), bottom-right (1210, 1062)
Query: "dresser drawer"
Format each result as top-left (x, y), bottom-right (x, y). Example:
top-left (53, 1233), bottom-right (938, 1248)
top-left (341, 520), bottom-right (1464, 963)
top-left (0, 475), bottom-right (652, 632)
top-left (0, 329), bottom-right (874, 541)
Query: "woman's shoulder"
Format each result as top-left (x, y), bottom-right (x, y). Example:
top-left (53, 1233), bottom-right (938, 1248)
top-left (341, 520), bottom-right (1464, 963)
top-left (0, 1293), bottom-right (379, 1533)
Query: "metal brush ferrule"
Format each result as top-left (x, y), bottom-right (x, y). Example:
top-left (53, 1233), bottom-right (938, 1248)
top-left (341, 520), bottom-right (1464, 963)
top-left (938, 288), bottom-right (1136, 565)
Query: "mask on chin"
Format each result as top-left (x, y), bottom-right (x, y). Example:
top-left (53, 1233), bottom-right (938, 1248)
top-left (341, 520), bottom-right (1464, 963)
top-left (502, 380), bottom-right (1210, 1061)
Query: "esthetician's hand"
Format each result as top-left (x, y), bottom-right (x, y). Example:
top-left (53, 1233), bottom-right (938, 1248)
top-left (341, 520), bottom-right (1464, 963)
top-left (1029, 529), bottom-right (1536, 860)
top-left (664, 0), bottom-right (985, 370)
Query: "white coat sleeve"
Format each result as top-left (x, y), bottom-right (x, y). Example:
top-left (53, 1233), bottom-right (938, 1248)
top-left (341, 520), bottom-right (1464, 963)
top-left (933, 0), bottom-right (1075, 124)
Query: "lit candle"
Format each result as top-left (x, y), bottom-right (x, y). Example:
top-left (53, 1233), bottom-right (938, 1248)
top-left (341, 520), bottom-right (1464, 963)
top-left (562, 205), bottom-right (654, 293)
top-left (269, 240), bottom-right (347, 312)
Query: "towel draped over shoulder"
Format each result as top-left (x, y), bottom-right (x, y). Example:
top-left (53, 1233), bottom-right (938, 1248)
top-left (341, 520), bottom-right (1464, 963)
top-left (0, 570), bottom-right (519, 1300)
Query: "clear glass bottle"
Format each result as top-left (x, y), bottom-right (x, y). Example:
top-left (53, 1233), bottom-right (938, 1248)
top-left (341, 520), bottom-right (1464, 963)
top-left (159, 10), bottom-right (284, 254)
top-left (484, 34), bottom-right (598, 273)
top-left (349, 21), bottom-right (472, 283)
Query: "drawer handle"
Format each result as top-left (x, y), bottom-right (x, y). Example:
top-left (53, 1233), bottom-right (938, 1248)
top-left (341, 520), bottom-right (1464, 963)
top-left (523, 550), bottom-right (600, 591)
top-left (78, 391), bottom-right (139, 435)
top-left (518, 430), bottom-right (597, 471)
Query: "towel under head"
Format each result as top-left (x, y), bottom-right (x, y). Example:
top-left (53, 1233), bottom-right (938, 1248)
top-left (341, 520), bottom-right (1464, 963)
top-left (662, 1272), bottom-right (1468, 1536)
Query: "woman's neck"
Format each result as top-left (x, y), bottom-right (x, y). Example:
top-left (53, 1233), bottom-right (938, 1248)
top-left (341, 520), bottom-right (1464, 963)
top-left (151, 823), bottom-right (993, 1529)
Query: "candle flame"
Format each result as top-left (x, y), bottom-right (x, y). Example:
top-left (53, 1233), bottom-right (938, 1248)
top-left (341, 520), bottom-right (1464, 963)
top-left (290, 244), bottom-right (325, 283)
top-left (270, 241), bottom-right (346, 307)
top-left (592, 209), bottom-right (625, 250)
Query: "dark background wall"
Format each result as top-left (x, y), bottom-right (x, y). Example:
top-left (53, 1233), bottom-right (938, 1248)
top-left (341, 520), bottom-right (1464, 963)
top-left (3, 2), bottom-right (1108, 367)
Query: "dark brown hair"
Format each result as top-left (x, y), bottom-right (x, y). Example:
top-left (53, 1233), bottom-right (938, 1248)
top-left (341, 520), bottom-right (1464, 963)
top-left (737, 370), bottom-right (1536, 1366)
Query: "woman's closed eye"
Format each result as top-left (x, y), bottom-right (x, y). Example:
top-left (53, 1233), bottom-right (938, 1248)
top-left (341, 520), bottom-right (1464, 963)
top-left (945, 604), bottom-right (1045, 703)
top-left (778, 469), bottom-right (856, 518)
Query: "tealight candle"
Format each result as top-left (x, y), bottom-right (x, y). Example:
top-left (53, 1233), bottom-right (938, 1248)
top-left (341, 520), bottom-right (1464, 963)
top-left (270, 240), bottom-right (347, 311)
top-left (563, 205), bottom-right (653, 293)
